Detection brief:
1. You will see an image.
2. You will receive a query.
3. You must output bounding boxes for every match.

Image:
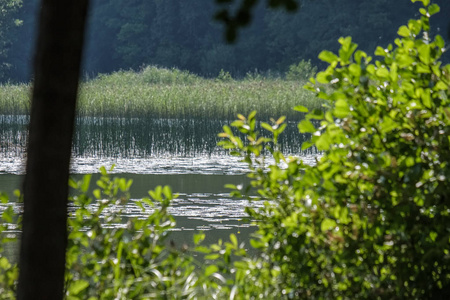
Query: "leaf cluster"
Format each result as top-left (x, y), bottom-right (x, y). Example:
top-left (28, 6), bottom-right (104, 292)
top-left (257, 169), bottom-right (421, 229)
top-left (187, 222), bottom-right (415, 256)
top-left (0, 190), bottom-right (20, 300)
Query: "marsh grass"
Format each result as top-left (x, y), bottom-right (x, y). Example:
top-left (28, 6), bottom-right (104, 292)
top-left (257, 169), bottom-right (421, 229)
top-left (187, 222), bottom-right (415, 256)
top-left (0, 83), bottom-right (31, 115)
top-left (77, 68), bottom-right (320, 120)
top-left (0, 66), bottom-right (321, 157)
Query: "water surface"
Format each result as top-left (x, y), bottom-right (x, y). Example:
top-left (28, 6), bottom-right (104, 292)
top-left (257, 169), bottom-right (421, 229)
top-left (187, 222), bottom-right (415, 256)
top-left (0, 154), bottom-right (318, 245)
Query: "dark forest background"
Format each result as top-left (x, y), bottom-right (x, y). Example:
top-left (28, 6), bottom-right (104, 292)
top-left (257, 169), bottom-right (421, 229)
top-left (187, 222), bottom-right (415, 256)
top-left (1, 0), bottom-right (449, 83)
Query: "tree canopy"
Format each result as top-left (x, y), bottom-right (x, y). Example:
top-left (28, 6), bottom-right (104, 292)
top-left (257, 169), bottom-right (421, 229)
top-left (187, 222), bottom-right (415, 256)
top-left (0, 0), bottom-right (22, 81)
top-left (0, 0), bottom-right (448, 82)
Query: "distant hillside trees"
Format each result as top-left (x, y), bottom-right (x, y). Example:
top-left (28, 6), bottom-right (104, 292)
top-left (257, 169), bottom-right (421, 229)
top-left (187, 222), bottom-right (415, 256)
top-left (0, 0), bottom-right (22, 81)
top-left (0, 0), bottom-right (448, 82)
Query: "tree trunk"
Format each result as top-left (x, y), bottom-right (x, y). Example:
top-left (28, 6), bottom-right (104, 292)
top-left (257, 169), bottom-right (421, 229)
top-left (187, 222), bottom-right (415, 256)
top-left (17, 1), bottom-right (89, 299)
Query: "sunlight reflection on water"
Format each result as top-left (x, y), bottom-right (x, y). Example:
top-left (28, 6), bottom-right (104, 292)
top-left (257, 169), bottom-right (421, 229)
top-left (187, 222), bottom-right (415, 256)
top-left (0, 154), bottom-right (318, 175)
top-left (0, 154), bottom-right (318, 232)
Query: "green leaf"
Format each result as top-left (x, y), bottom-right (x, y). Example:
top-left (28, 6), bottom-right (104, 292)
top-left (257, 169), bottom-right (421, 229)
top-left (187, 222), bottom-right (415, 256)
top-left (294, 105), bottom-right (309, 113)
top-left (126, 179), bottom-right (133, 190)
top-left (118, 178), bottom-right (127, 191)
top-left (321, 218), bottom-right (337, 232)
top-left (162, 185), bottom-right (172, 199)
top-left (204, 254), bottom-right (220, 260)
top-left (0, 192), bottom-right (8, 204)
top-left (224, 184), bottom-right (237, 190)
top-left (2, 206), bottom-right (14, 223)
top-left (195, 246), bottom-right (211, 253)
top-left (275, 116), bottom-right (286, 125)
top-left (204, 265), bottom-right (219, 277)
top-left (418, 44), bottom-right (431, 64)
top-left (428, 4), bottom-right (440, 15)
top-left (434, 35), bottom-right (445, 49)
top-left (354, 50), bottom-right (367, 63)
top-left (99, 166), bottom-right (107, 176)
top-left (376, 67), bottom-right (390, 78)
top-left (222, 125), bottom-right (233, 135)
top-left (338, 36), bottom-right (357, 63)
top-left (237, 114), bottom-right (246, 121)
top-left (334, 99), bottom-right (350, 118)
top-left (93, 189), bottom-right (101, 199)
top-left (230, 234), bottom-right (238, 247)
top-left (301, 140), bottom-right (314, 151)
top-left (194, 233), bottom-right (205, 245)
top-left (231, 120), bottom-right (244, 128)
top-left (349, 64), bottom-right (361, 77)
top-left (307, 109), bottom-right (324, 120)
top-left (250, 239), bottom-right (264, 248)
top-left (0, 257), bottom-right (11, 269)
top-left (316, 71), bottom-right (332, 84)
top-left (435, 81), bottom-right (448, 90)
top-left (379, 117), bottom-right (398, 133)
top-left (318, 50), bottom-right (339, 64)
top-left (96, 179), bottom-right (106, 189)
top-left (68, 178), bottom-right (78, 189)
top-left (315, 134), bottom-right (331, 151)
top-left (412, 0), bottom-right (430, 6)
top-left (396, 53), bottom-right (415, 67)
top-left (298, 119), bottom-right (316, 133)
top-left (375, 46), bottom-right (388, 57)
top-left (421, 89), bottom-right (432, 108)
top-left (81, 174), bottom-right (91, 192)
top-left (69, 280), bottom-right (89, 295)
top-left (261, 122), bottom-right (274, 132)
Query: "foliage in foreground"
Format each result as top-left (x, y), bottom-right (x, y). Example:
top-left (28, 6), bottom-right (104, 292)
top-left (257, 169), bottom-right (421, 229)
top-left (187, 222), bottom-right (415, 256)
top-left (216, 0), bottom-right (450, 298)
top-left (1, 0), bottom-right (450, 298)
top-left (1, 168), bottom-right (223, 299)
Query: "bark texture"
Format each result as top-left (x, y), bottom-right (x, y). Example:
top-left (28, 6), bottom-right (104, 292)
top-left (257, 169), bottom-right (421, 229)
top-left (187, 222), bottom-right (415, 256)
top-left (17, 1), bottom-right (89, 299)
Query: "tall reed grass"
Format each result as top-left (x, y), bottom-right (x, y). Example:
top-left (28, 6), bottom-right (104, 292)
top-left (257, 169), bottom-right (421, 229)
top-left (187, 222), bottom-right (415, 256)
top-left (0, 66), bottom-right (321, 157)
top-left (0, 83), bottom-right (31, 115)
top-left (0, 66), bottom-right (321, 119)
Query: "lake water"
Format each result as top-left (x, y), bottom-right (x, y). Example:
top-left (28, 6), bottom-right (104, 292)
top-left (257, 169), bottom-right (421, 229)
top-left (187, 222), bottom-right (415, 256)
top-left (0, 114), bottom-right (318, 247)
top-left (0, 154), bottom-right (318, 246)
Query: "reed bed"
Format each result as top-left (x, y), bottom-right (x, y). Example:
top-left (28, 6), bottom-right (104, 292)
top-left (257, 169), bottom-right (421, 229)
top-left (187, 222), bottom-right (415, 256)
top-left (78, 72), bottom-right (319, 120)
top-left (0, 83), bottom-right (31, 115)
top-left (1, 66), bottom-right (321, 119)
top-left (0, 66), bottom-right (321, 157)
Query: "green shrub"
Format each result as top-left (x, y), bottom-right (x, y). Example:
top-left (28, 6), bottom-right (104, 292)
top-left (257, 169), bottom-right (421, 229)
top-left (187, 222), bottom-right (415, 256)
top-left (216, 69), bottom-right (233, 82)
top-left (285, 59), bottom-right (318, 81)
top-left (139, 66), bottom-right (202, 85)
top-left (0, 192), bottom-right (19, 300)
top-left (217, 0), bottom-right (450, 298)
top-left (64, 167), bottom-right (221, 299)
top-left (0, 168), bottom-right (224, 299)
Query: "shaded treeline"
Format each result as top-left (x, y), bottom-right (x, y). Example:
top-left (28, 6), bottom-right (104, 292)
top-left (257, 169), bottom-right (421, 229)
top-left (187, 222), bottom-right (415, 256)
top-left (1, 0), bottom-right (449, 82)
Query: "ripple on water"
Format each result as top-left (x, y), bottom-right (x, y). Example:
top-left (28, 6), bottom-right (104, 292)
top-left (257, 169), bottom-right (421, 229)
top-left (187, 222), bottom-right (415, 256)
top-left (0, 154), bottom-right (318, 175)
top-left (0, 154), bottom-right (318, 231)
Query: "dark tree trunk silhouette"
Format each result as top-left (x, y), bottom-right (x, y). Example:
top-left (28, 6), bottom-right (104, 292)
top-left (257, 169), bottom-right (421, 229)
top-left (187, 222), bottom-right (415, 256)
top-left (17, 1), bottom-right (89, 299)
